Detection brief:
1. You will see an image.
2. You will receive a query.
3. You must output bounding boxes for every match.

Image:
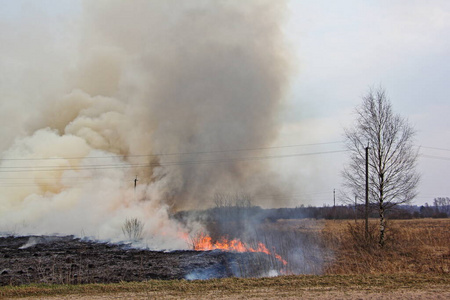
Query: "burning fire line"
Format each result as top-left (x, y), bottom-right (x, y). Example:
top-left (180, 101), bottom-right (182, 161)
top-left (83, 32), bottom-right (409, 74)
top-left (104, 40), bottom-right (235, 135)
top-left (192, 233), bottom-right (287, 266)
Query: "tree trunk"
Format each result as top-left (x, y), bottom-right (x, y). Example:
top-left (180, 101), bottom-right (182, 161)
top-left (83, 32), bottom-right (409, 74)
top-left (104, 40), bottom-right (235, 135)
top-left (379, 204), bottom-right (385, 247)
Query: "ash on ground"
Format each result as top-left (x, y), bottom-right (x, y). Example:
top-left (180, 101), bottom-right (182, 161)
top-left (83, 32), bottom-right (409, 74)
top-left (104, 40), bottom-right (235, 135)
top-left (0, 235), bottom-right (275, 286)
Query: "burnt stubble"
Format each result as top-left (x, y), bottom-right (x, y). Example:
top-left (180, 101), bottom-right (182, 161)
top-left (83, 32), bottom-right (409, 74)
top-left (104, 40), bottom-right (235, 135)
top-left (0, 235), bottom-right (271, 286)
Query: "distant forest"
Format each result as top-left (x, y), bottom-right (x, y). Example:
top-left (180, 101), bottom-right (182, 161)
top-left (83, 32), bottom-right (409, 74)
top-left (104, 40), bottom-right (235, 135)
top-left (174, 197), bottom-right (450, 223)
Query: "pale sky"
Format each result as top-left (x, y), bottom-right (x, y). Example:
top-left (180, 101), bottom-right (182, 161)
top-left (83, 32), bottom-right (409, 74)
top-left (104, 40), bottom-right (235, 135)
top-left (279, 0), bottom-right (450, 206)
top-left (1, 0), bottom-right (449, 208)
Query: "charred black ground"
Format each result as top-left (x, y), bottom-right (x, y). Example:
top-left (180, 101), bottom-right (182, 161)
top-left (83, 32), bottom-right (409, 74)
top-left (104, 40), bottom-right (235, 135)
top-left (0, 235), bottom-right (274, 286)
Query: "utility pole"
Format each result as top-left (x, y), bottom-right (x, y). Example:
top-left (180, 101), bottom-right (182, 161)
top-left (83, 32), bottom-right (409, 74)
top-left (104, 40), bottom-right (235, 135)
top-left (333, 189), bottom-right (336, 207)
top-left (134, 175), bottom-right (138, 191)
top-left (354, 195), bottom-right (357, 224)
top-left (333, 189), bottom-right (336, 220)
top-left (365, 144), bottom-right (370, 238)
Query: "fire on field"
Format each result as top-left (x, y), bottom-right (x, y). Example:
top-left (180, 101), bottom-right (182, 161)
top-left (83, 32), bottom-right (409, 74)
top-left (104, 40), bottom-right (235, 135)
top-left (1, 217), bottom-right (448, 286)
top-left (175, 199), bottom-right (331, 277)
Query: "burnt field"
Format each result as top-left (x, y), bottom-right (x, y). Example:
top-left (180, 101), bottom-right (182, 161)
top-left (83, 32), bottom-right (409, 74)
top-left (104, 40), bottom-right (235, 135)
top-left (0, 235), bottom-right (274, 286)
top-left (1, 218), bottom-right (449, 287)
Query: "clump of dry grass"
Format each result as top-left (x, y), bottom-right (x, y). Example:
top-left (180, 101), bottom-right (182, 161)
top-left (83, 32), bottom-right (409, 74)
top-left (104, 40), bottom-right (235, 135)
top-left (321, 219), bottom-right (450, 274)
top-left (122, 218), bottom-right (144, 241)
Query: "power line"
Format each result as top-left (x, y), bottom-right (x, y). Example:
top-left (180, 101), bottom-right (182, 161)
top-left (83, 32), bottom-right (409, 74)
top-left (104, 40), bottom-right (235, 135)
top-left (420, 154), bottom-right (450, 161)
top-left (1, 139), bottom-right (448, 177)
top-left (0, 149), bottom-right (348, 173)
top-left (0, 141), bottom-right (345, 161)
top-left (418, 146), bottom-right (450, 152)
top-left (1, 141), bottom-right (448, 162)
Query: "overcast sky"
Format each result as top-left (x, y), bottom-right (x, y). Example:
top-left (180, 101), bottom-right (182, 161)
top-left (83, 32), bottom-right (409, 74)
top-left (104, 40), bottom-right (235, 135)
top-left (278, 0), bottom-right (450, 206)
top-left (1, 0), bottom-right (449, 208)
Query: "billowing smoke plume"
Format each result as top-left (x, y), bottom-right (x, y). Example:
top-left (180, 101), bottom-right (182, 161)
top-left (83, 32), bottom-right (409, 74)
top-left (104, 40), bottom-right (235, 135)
top-left (0, 0), bottom-right (290, 248)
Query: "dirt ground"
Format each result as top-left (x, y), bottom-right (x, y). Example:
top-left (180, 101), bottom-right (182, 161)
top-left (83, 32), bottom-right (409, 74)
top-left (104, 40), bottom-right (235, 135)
top-left (6, 285), bottom-right (450, 299)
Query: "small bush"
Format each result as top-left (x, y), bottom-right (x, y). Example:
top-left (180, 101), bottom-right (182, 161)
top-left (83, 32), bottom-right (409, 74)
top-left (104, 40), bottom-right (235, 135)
top-left (346, 221), bottom-right (379, 250)
top-left (122, 218), bottom-right (144, 241)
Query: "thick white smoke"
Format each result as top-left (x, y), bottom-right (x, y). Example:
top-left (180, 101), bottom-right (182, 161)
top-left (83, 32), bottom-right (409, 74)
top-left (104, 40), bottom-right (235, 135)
top-left (0, 0), bottom-right (290, 248)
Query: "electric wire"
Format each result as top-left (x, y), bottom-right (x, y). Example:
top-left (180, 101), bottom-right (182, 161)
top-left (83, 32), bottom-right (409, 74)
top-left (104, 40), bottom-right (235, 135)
top-left (0, 141), bottom-right (345, 161)
top-left (1, 140), bottom-right (449, 192)
top-left (418, 146), bottom-right (450, 152)
top-left (1, 141), bottom-right (448, 163)
top-left (0, 149), bottom-right (349, 173)
top-left (420, 154), bottom-right (450, 161)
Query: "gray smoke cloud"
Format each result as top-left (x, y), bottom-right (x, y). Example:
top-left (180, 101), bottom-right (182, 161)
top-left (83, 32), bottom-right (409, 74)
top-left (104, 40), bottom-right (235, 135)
top-left (0, 0), bottom-right (291, 247)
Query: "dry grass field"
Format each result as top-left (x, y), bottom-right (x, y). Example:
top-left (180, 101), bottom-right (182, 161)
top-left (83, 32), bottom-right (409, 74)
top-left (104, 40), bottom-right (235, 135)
top-left (1, 218), bottom-right (449, 299)
top-left (2, 274), bottom-right (449, 299)
top-left (261, 217), bottom-right (449, 275)
top-left (322, 218), bottom-right (450, 274)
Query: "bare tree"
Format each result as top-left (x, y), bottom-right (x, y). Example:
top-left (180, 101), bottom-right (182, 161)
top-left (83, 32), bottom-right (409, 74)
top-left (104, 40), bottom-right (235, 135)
top-left (433, 197), bottom-right (450, 215)
top-left (213, 192), bottom-right (252, 208)
top-left (343, 87), bottom-right (420, 247)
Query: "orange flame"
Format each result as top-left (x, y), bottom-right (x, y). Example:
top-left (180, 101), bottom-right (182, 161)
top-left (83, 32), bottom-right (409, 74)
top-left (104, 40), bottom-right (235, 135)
top-left (191, 233), bottom-right (287, 265)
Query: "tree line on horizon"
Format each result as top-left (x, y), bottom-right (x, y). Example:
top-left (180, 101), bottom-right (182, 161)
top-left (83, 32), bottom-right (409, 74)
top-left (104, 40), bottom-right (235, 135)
top-left (174, 198), bottom-right (449, 225)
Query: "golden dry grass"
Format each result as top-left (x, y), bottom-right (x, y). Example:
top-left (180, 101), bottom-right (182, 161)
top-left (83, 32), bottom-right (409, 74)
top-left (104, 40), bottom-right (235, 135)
top-left (321, 218), bottom-right (450, 274)
top-left (262, 218), bottom-right (449, 275)
top-left (2, 274), bottom-right (449, 299)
